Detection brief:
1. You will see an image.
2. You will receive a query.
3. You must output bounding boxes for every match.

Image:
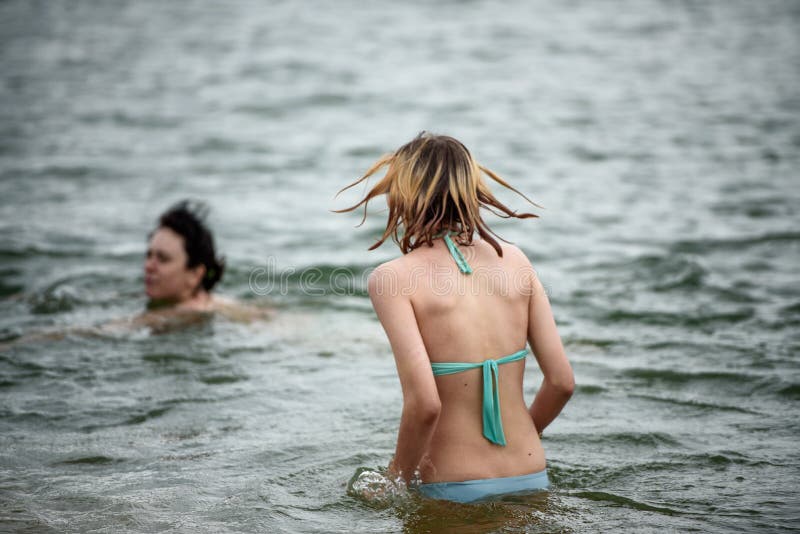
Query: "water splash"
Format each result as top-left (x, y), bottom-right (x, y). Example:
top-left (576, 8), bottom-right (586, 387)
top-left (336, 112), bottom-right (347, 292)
top-left (347, 467), bottom-right (411, 507)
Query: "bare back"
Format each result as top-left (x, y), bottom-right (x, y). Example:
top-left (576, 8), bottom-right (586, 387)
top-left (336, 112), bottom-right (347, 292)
top-left (398, 237), bottom-right (545, 482)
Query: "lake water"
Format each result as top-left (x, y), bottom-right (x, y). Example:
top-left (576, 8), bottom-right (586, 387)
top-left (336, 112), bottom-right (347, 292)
top-left (1, 1), bottom-right (799, 532)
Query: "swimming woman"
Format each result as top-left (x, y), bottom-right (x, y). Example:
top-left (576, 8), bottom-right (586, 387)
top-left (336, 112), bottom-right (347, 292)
top-left (338, 132), bottom-right (574, 503)
top-left (0, 201), bottom-right (267, 348)
top-left (144, 200), bottom-right (225, 311)
top-left (138, 200), bottom-right (269, 329)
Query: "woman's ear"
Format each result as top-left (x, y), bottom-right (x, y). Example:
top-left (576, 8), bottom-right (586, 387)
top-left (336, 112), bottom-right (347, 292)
top-left (189, 264), bottom-right (207, 292)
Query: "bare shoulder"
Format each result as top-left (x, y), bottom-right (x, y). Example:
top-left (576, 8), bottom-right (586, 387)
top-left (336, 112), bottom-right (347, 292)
top-left (367, 256), bottom-right (412, 299)
top-left (499, 242), bottom-right (536, 274)
top-left (130, 308), bottom-right (211, 333)
top-left (498, 242), bottom-right (541, 294)
top-left (210, 295), bottom-right (274, 322)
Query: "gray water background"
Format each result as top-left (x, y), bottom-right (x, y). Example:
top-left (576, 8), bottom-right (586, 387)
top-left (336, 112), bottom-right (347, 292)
top-left (1, 0), bottom-right (799, 532)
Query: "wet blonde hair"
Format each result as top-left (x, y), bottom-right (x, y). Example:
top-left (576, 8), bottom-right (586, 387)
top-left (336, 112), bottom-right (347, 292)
top-left (336, 132), bottom-right (539, 256)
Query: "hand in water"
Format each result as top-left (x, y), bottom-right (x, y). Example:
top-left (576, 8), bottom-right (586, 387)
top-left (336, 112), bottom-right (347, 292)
top-left (347, 467), bottom-right (409, 505)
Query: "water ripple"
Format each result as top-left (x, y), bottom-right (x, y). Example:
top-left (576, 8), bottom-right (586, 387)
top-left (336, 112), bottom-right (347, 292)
top-left (570, 491), bottom-right (681, 516)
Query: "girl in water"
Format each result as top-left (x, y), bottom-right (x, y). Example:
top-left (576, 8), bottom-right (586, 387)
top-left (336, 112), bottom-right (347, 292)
top-left (339, 132), bottom-right (574, 503)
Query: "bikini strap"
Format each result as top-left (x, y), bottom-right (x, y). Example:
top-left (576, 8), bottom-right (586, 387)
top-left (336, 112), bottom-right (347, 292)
top-left (442, 232), bottom-right (473, 275)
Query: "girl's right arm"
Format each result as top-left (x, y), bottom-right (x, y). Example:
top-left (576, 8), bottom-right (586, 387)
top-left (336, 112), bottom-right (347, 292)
top-left (369, 263), bottom-right (441, 484)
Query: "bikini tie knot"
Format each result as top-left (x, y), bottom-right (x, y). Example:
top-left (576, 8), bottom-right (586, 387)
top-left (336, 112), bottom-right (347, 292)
top-left (481, 358), bottom-right (506, 446)
top-left (430, 349), bottom-right (527, 447)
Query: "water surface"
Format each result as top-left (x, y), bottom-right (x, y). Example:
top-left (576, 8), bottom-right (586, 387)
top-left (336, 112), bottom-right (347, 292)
top-left (1, 0), bottom-right (799, 532)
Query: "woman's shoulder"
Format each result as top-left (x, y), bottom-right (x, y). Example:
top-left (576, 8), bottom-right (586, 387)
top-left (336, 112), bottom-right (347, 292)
top-left (367, 255), bottom-right (419, 299)
top-left (156, 294), bottom-right (272, 322)
top-left (373, 249), bottom-right (429, 274)
top-left (497, 241), bottom-right (532, 265)
top-left (210, 294), bottom-right (274, 322)
top-left (494, 242), bottom-right (539, 291)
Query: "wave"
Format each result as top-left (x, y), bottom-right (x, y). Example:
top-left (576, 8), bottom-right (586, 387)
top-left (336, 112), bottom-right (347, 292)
top-left (601, 307), bottom-right (755, 327)
top-left (776, 383), bottom-right (800, 400)
top-left (0, 409), bottom-right (68, 423)
top-left (0, 355), bottom-right (47, 372)
top-left (234, 92), bottom-right (352, 120)
top-left (575, 384), bottom-right (607, 395)
top-left (0, 266), bottom-right (24, 297)
top-left (81, 404), bottom-right (173, 432)
top-left (142, 352), bottom-right (214, 365)
top-left (564, 337), bottom-right (618, 349)
top-left (545, 448), bottom-right (776, 487)
top-left (199, 374), bottom-right (248, 385)
top-left (0, 245), bottom-right (91, 260)
top-left (624, 367), bottom-right (799, 401)
top-left (5, 164), bottom-right (101, 180)
top-left (547, 431), bottom-right (681, 448)
top-left (344, 145), bottom-right (385, 158)
top-left (570, 491), bottom-right (681, 515)
top-left (187, 136), bottom-right (269, 155)
top-left (675, 451), bottom-right (765, 468)
top-left (246, 262), bottom-right (373, 301)
top-left (670, 231), bottom-right (800, 254)
top-left (711, 196), bottom-right (792, 219)
top-left (122, 406), bottom-right (172, 426)
top-left (24, 272), bottom-right (130, 314)
top-left (622, 367), bottom-right (759, 386)
top-left (568, 145), bottom-right (654, 163)
top-left (77, 110), bottom-right (182, 129)
top-left (233, 103), bottom-right (289, 118)
top-left (57, 455), bottom-right (124, 465)
top-left (578, 253), bottom-right (760, 304)
top-left (28, 285), bottom-right (82, 314)
top-left (781, 301), bottom-right (800, 316)
top-left (641, 340), bottom-right (752, 356)
top-left (627, 393), bottom-right (759, 415)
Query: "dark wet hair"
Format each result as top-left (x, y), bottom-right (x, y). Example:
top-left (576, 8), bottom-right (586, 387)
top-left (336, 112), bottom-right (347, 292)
top-left (157, 200), bottom-right (225, 291)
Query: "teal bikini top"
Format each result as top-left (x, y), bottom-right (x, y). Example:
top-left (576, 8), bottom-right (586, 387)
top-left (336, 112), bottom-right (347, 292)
top-left (430, 232), bottom-right (528, 447)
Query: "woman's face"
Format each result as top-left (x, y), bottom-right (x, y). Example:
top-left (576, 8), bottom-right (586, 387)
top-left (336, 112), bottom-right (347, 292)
top-left (144, 227), bottom-right (204, 303)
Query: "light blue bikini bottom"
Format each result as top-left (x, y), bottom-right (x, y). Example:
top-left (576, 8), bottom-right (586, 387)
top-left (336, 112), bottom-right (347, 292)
top-left (418, 469), bottom-right (549, 504)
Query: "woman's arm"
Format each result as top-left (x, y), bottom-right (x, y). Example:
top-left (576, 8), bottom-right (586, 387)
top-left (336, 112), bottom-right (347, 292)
top-left (527, 268), bottom-right (574, 434)
top-left (368, 263), bottom-right (441, 484)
